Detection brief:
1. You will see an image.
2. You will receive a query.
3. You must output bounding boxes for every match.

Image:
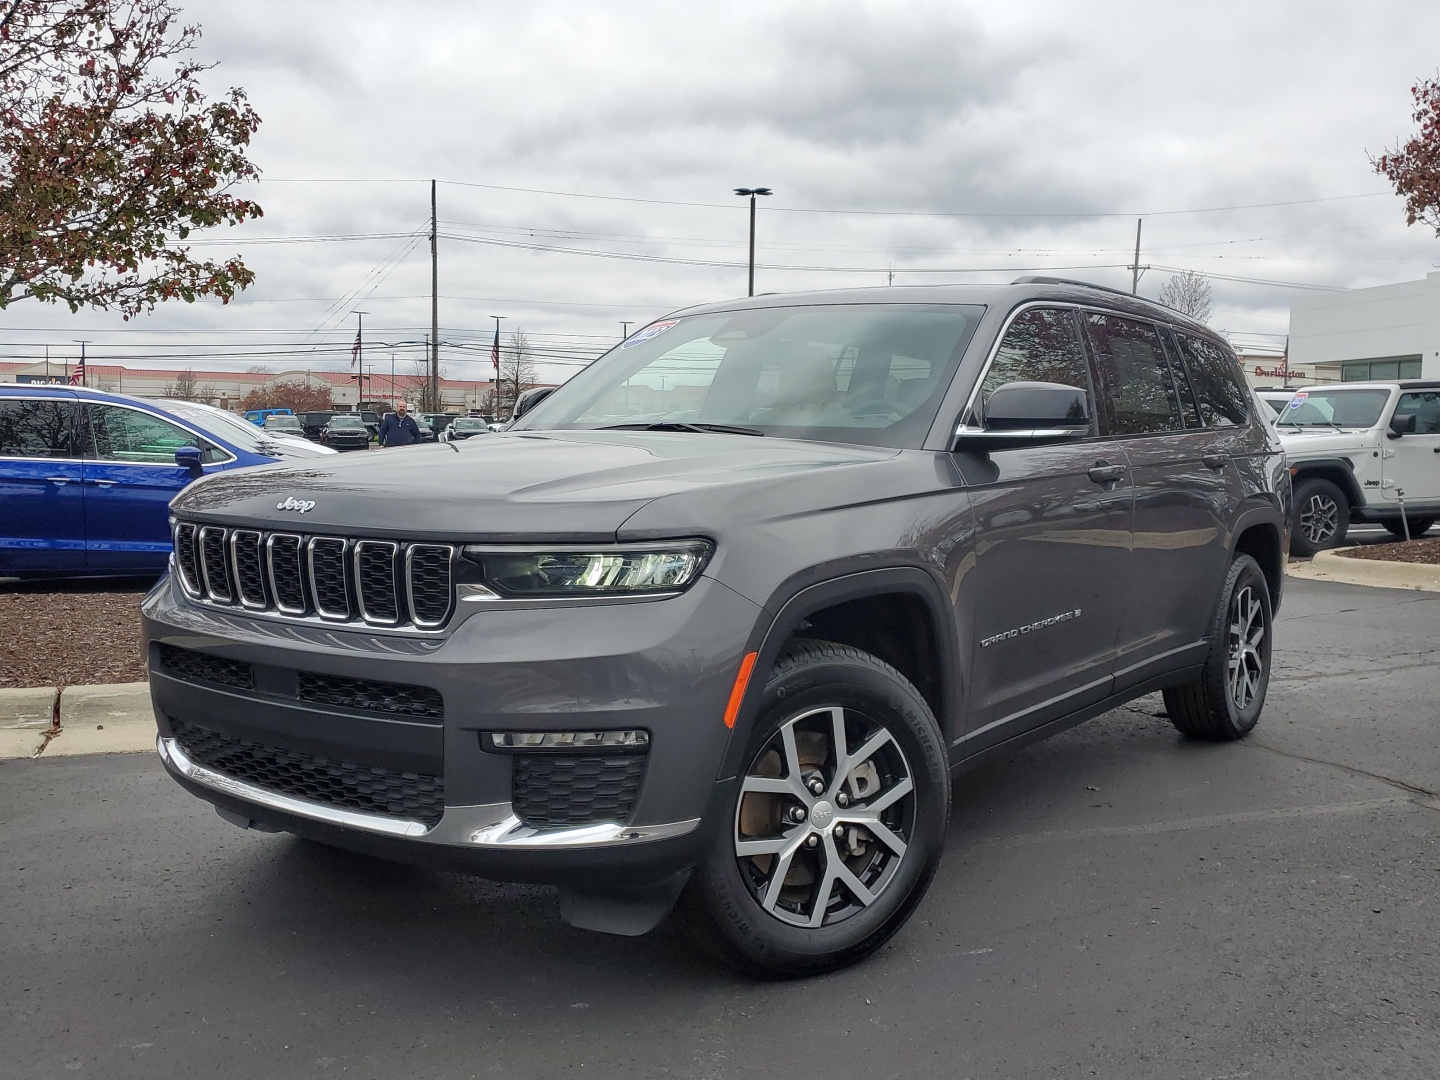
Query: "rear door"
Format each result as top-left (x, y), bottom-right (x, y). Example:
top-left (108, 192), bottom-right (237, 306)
top-left (80, 402), bottom-right (229, 574)
top-left (0, 396), bottom-right (86, 573)
top-left (1083, 314), bottom-right (1240, 689)
top-left (958, 306), bottom-right (1134, 749)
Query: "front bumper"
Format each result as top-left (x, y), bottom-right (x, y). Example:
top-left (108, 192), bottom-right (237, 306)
top-left (142, 571), bottom-right (760, 888)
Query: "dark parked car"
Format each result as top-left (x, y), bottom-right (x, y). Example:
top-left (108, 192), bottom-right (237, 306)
top-left (420, 412), bottom-right (454, 438)
top-left (441, 416), bottom-right (490, 441)
top-left (321, 414), bottom-right (371, 452)
top-left (1, 386), bottom-right (332, 579)
top-left (299, 411), bottom-right (335, 441)
top-left (144, 279), bottom-right (1290, 975)
top-left (262, 414), bottom-right (305, 437)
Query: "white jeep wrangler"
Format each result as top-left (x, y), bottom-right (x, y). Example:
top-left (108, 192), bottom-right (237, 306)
top-left (1275, 381), bottom-right (1440, 556)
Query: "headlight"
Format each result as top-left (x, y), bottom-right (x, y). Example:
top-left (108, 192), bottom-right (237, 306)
top-left (459, 541), bottom-right (713, 598)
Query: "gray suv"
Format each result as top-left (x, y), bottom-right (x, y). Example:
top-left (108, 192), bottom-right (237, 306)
top-left (142, 279), bottom-right (1291, 976)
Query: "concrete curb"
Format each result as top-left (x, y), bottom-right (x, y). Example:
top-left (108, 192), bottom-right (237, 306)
top-left (0, 681), bottom-right (155, 761)
top-left (0, 687), bottom-right (57, 730)
top-left (1288, 549), bottom-right (1440, 593)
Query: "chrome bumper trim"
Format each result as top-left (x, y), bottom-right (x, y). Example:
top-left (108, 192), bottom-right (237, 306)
top-left (157, 736), bottom-right (701, 849)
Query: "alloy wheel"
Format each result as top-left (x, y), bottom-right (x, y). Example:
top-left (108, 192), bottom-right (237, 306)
top-left (1227, 584), bottom-right (1266, 712)
top-left (1299, 493), bottom-right (1339, 545)
top-left (733, 705), bottom-right (915, 928)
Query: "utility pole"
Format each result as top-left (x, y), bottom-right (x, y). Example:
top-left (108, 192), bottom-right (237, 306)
top-left (1128, 218), bottom-right (1149, 295)
top-left (620, 321), bottom-right (632, 341)
top-left (430, 179), bottom-right (440, 413)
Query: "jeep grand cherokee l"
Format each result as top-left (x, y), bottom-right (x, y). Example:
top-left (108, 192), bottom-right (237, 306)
top-left (142, 279), bottom-right (1290, 976)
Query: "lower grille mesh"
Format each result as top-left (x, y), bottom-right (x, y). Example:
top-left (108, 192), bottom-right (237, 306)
top-left (511, 753), bottom-right (646, 828)
top-left (296, 672), bottom-right (444, 722)
top-left (158, 644), bottom-right (254, 690)
top-left (171, 719), bottom-right (444, 827)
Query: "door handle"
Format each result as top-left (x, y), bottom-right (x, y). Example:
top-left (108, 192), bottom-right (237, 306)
top-left (44, 476), bottom-right (73, 485)
top-left (88, 478), bottom-right (118, 487)
top-left (1087, 463), bottom-right (1127, 485)
top-left (1201, 454), bottom-right (1227, 470)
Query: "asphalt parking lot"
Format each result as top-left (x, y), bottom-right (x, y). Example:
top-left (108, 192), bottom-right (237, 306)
top-left (3, 576), bottom-right (1438, 1079)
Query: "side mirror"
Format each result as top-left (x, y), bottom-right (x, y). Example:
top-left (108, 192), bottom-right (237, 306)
top-left (512, 386), bottom-right (556, 421)
top-left (951, 381), bottom-right (1090, 452)
top-left (174, 445), bottom-right (204, 478)
top-left (1388, 413), bottom-right (1417, 438)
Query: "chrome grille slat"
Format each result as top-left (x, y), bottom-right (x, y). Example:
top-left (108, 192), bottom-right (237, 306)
top-left (173, 522), bottom-right (202, 598)
top-left (229, 530), bottom-right (269, 609)
top-left (267, 533), bottom-right (307, 615)
top-left (354, 541), bottom-right (401, 625)
top-left (175, 523), bottom-right (455, 631)
top-left (308, 537), bottom-right (351, 620)
top-left (406, 545), bottom-right (455, 628)
top-left (198, 526), bottom-right (234, 603)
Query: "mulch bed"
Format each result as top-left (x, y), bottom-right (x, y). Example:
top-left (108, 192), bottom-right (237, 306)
top-left (1337, 537), bottom-right (1440, 565)
top-left (0, 580), bottom-right (152, 688)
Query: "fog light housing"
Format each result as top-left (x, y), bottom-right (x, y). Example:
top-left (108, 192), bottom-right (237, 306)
top-left (484, 730), bottom-right (650, 753)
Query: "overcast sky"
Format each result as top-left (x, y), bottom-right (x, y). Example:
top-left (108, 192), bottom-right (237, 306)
top-left (5, 0), bottom-right (1440, 383)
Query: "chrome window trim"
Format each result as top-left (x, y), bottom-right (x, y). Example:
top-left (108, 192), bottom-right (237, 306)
top-left (80, 399), bottom-right (237, 466)
top-left (354, 540), bottom-right (402, 626)
top-left (404, 544), bottom-right (455, 629)
top-left (307, 536), bottom-right (352, 621)
top-left (265, 533), bottom-right (309, 616)
top-left (197, 526), bottom-right (234, 603)
top-left (228, 529), bottom-right (269, 610)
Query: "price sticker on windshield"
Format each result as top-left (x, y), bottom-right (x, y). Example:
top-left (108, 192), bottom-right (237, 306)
top-left (621, 320), bottom-right (678, 349)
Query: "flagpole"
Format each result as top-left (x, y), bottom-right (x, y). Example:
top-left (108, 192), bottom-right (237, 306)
top-left (489, 315), bottom-right (505, 416)
top-left (351, 310), bottom-right (367, 408)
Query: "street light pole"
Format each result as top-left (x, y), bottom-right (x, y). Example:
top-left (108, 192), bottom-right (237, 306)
top-left (734, 187), bottom-right (772, 296)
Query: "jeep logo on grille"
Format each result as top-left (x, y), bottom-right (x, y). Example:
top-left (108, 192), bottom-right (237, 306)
top-left (276, 497), bottom-right (316, 514)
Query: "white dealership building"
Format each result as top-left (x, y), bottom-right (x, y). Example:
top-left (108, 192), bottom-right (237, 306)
top-left (1288, 270), bottom-right (1440, 384)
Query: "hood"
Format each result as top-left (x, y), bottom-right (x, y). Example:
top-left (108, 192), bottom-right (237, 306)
top-left (173, 429), bottom-right (899, 540)
top-left (1276, 426), bottom-right (1374, 458)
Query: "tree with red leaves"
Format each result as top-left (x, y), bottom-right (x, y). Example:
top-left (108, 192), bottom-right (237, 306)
top-left (239, 380), bottom-right (333, 416)
top-left (0, 0), bottom-right (262, 317)
top-left (1373, 76), bottom-right (1440, 237)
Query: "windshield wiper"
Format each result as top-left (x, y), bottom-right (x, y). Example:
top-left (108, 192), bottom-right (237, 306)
top-left (598, 422), bottom-right (764, 436)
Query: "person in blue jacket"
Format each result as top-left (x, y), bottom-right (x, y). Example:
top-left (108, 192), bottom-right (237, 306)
top-left (378, 401), bottom-right (421, 447)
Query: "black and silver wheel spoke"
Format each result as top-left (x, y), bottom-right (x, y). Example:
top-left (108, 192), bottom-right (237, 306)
top-left (1226, 586), bottom-right (1266, 711)
top-left (734, 704), bottom-right (915, 928)
top-left (1301, 495), bottom-right (1337, 544)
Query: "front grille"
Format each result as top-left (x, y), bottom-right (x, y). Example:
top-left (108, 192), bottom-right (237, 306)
top-left (296, 672), bottom-right (444, 721)
top-left (511, 753), bottom-right (647, 828)
top-left (230, 531), bottom-right (268, 608)
top-left (171, 523), bottom-right (455, 630)
top-left (171, 719), bottom-right (444, 827)
top-left (158, 644), bottom-right (254, 690)
top-left (199, 526), bottom-right (233, 602)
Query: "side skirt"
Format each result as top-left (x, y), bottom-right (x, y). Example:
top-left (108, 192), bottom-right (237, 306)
top-left (949, 665), bottom-right (1203, 778)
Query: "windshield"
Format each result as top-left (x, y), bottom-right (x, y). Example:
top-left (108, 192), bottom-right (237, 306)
top-left (515, 303), bottom-right (983, 448)
top-left (330, 416), bottom-right (365, 428)
top-left (265, 417), bottom-right (302, 431)
top-left (454, 418), bottom-right (486, 429)
top-left (1275, 389), bottom-right (1391, 428)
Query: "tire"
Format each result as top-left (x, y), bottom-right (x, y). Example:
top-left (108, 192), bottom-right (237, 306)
top-left (1383, 517), bottom-right (1434, 539)
top-left (1290, 477), bottom-right (1350, 557)
top-left (677, 639), bottom-right (949, 977)
top-left (1163, 554), bottom-right (1273, 741)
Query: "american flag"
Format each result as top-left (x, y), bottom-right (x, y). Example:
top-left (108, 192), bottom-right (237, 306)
top-left (68, 354), bottom-right (84, 386)
top-left (350, 330), bottom-right (361, 368)
top-left (491, 322), bottom-right (501, 377)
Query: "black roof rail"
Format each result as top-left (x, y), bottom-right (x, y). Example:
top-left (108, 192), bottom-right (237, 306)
top-left (1011, 275), bottom-right (1139, 299)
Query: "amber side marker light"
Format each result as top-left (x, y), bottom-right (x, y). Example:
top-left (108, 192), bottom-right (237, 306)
top-left (724, 652), bottom-right (759, 729)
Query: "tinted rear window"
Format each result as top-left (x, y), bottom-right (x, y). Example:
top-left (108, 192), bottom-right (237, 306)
top-left (1175, 335), bottom-right (1250, 427)
top-left (0, 399), bottom-right (82, 458)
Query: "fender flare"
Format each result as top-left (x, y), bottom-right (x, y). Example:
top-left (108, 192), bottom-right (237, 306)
top-left (1290, 458), bottom-right (1364, 507)
top-left (716, 564), bottom-right (962, 780)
